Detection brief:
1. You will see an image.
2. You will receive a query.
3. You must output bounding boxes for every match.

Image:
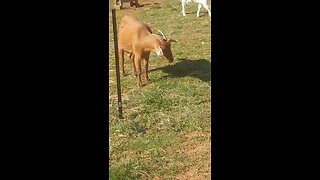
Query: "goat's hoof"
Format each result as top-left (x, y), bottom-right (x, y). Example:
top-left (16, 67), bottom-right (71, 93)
top-left (137, 82), bottom-right (143, 87)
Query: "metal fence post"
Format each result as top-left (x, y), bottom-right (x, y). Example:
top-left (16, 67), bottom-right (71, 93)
top-left (111, 9), bottom-right (123, 119)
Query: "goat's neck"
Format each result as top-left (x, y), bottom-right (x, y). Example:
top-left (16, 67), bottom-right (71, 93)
top-left (138, 34), bottom-right (162, 52)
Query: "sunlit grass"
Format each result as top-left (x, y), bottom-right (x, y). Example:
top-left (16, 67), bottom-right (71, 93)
top-left (109, 0), bottom-right (211, 179)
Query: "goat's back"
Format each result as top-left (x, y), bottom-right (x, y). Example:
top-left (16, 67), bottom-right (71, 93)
top-left (118, 15), bottom-right (152, 52)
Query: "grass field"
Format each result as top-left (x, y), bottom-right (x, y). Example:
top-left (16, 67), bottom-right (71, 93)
top-left (109, 0), bottom-right (211, 179)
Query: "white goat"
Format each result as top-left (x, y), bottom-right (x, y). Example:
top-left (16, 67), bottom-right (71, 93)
top-left (181, 0), bottom-right (211, 17)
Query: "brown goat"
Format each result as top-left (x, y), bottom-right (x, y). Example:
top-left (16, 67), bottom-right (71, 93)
top-left (118, 15), bottom-right (176, 87)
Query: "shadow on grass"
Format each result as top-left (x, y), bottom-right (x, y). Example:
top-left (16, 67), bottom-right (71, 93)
top-left (149, 58), bottom-right (211, 82)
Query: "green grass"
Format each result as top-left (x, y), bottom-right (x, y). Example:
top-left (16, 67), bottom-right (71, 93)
top-left (109, 0), bottom-right (211, 179)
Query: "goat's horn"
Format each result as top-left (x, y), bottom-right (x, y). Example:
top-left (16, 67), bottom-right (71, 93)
top-left (157, 29), bottom-right (167, 40)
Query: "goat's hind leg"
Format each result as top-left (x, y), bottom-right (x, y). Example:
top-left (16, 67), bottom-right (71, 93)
top-left (197, 3), bottom-right (202, 17)
top-left (203, 3), bottom-right (211, 17)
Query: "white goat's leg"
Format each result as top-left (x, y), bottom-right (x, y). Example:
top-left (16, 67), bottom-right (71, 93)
top-left (182, 0), bottom-right (186, 16)
top-left (197, 3), bottom-right (202, 17)
top-left (203, 3), bottom-right (211, 17)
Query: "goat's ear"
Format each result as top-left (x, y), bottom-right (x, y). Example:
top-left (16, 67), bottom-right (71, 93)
top-left (168, 39), bottom-right (177, 43)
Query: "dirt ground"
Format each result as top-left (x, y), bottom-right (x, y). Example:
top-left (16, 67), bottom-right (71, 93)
top-left (175, 132), bottom-right (211, 180)
top-left (114, 0), bottom-right (166, 9)
top-left (138, 0), bottom-right (166, 4)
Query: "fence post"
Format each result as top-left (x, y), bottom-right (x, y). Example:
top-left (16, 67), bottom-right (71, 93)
top-left (111, 9), bottom-right (123, 119)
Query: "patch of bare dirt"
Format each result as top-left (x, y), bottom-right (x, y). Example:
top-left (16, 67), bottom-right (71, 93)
top-left (109, 92), bottom-right (130, 107)
top-left (176, 131), bottom-right (211, 180)
top-left (139, 0), bottom-right (166, 4)
top-left (168, 92), bottom-right (181, 98)
top-left (116, 0), bottom-right (166, 9)
top-left (152, 176), bottom-right (161, 180)
top-left (176, 168), bottom-right (211, 180)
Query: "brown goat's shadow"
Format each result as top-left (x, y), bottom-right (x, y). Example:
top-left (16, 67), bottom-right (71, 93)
top-left (149, 58), bottom-right (211, 83)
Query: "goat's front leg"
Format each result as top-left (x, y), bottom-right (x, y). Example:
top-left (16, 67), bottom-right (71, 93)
top-left (143, 57), bottom-right (150, 83)
top-left (119, 48), bottom-right (125, 76)
top-left (135, 0), bottom-right (139, 8)
top-left (129, 53), bottom-right (137, 78)
top-left (134, 54), bottom-right (143, 87)
top-left (197, 3), bottom-right (202, 17)
top-left (182, 0), bottom-right (186, 16)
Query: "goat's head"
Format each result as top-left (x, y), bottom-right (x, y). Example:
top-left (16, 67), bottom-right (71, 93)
top-left (154, 30), bottom-right (177, 63)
